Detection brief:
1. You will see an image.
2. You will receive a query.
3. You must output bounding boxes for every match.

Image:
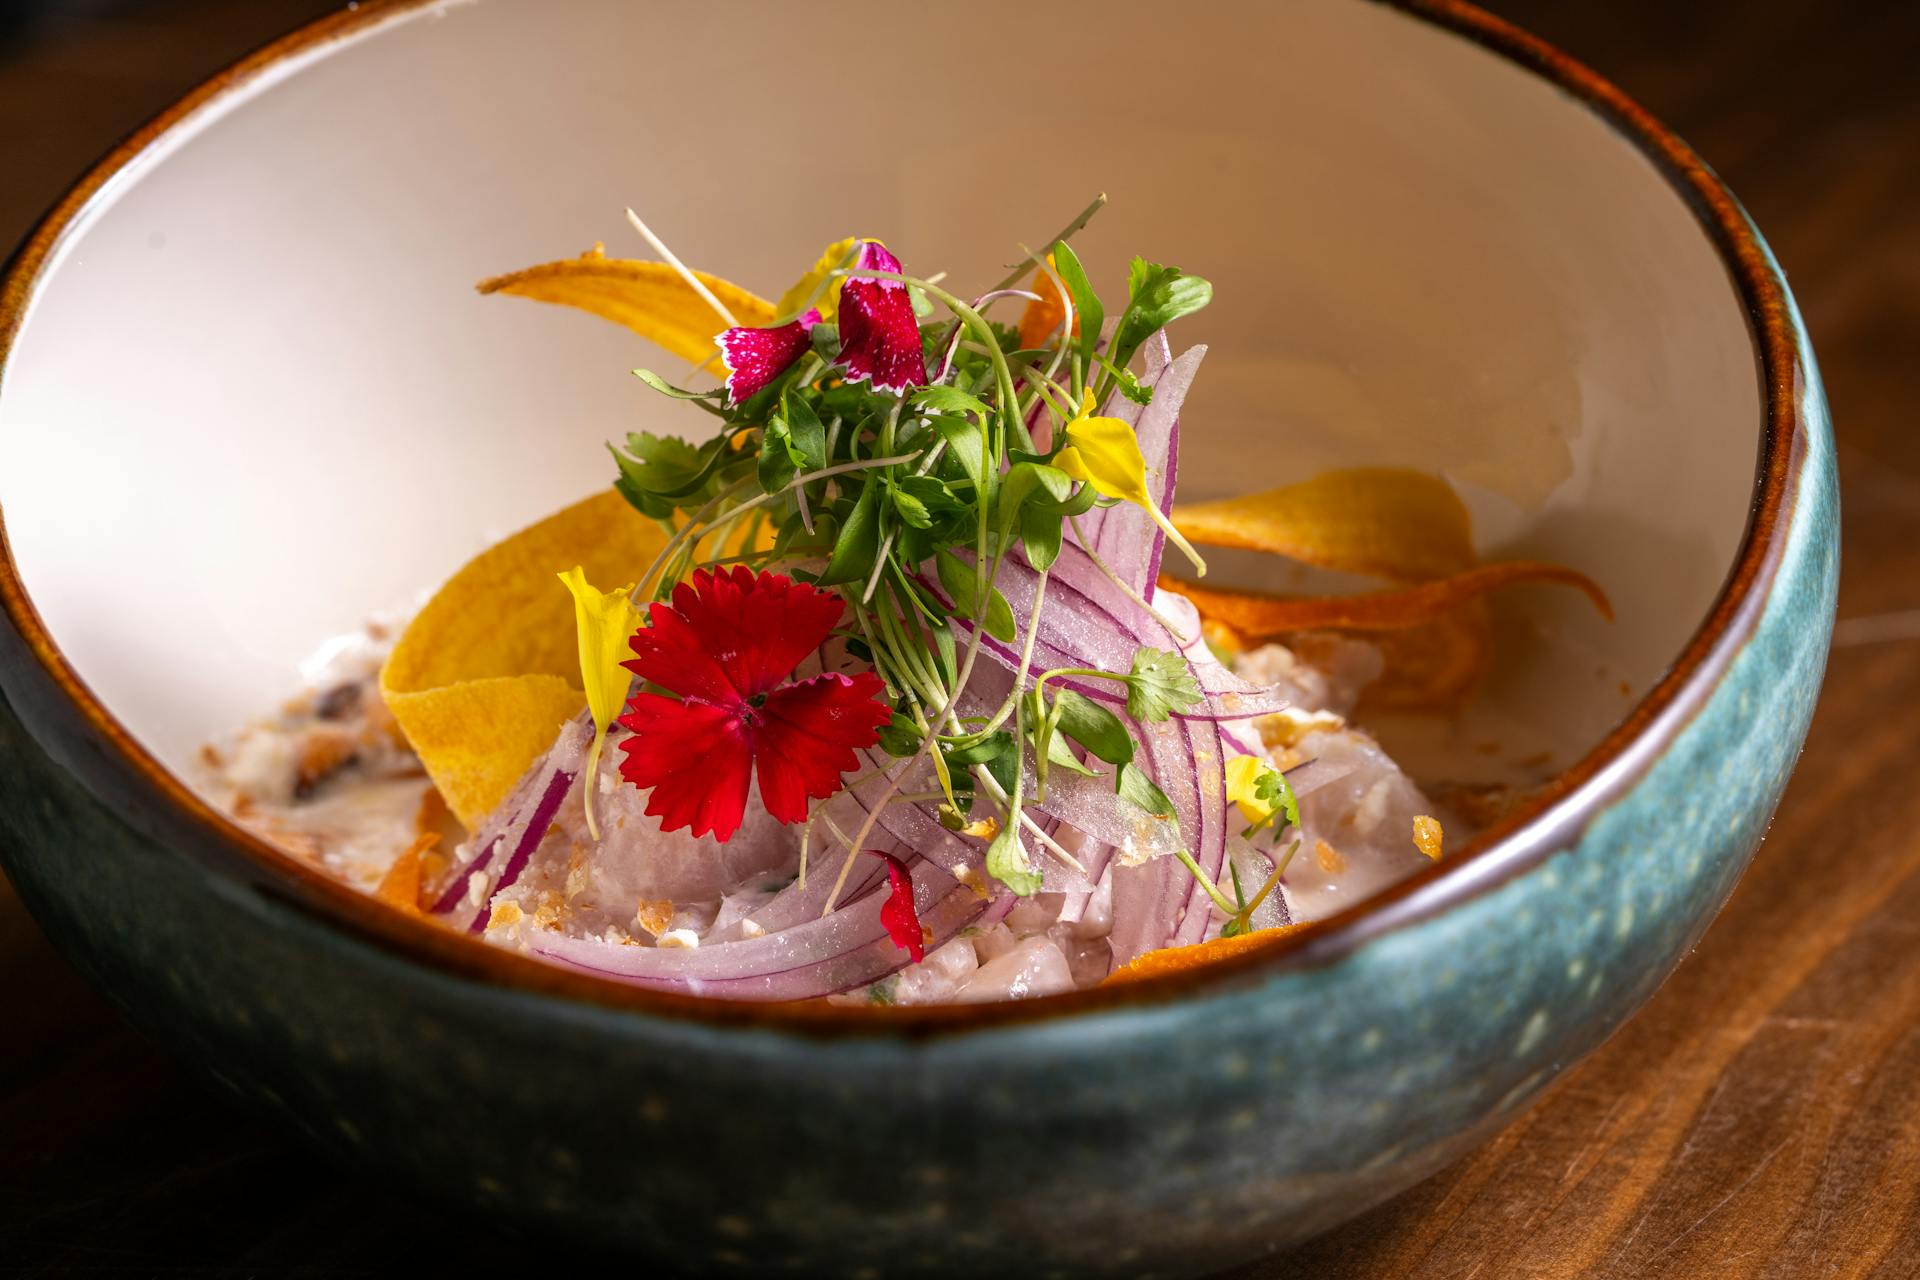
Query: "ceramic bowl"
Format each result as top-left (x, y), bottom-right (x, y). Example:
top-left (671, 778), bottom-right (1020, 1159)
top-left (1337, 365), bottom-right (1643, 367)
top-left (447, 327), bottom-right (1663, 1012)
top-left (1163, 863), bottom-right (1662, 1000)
top-left (0, 1), bottom-right (1835, 1274)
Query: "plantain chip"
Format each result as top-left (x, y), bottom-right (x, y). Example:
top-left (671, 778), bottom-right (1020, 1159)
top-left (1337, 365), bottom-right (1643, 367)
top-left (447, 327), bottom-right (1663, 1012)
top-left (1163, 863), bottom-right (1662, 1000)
top-left (1171, 467), bottom-right (1475, 582)
top-left (381, 490), bottom-right (669, 828)
top-left (476, 244), bottom-right (775, 364)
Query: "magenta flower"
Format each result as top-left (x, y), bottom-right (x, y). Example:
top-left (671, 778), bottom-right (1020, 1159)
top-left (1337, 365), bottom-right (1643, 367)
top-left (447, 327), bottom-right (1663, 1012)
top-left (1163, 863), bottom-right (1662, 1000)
top-left (717, 307), bottom-right (821, 406)
top-left (835, 241), bottom-right (927, 393)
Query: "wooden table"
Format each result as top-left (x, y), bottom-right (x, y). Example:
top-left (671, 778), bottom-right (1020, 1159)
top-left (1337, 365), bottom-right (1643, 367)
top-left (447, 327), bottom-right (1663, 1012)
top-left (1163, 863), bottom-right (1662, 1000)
top-left (3, 2), bottom-right (1916, 1275)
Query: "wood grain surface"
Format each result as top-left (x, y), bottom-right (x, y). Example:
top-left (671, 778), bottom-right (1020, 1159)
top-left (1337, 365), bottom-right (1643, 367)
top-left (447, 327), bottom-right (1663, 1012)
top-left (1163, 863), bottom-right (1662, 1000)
top-left (2, 1), bottom-right (1916, 1275)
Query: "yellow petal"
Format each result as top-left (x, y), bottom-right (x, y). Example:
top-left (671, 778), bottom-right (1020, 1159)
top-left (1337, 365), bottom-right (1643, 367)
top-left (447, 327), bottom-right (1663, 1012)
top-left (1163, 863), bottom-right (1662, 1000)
top-left (774, 236), bottom-right (858, 323)
top-left (477, 244), bottom-right (775, 364)
top-left (1059, 417), bottom-right (1152, 507)
top-left (382, 490), bottom-right (668, 827)
top-left (556, 567), bottom-right (646, 735)
top-left (1172, 467), bottom-right (1476, 582)
top-left (1224, 754), bottom-right (1276, 826)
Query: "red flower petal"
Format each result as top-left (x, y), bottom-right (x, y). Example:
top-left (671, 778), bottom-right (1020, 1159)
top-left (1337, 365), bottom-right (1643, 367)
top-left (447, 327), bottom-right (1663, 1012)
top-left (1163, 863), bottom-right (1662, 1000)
top-left (716, 308), bottom-right (820, 406)
top-left (869, 849), bottom-right (926, 962)
top-left (668, 566), bottom-right (847, 702)
top-left (622, 596), bottom-right (741, 705)
top-left (616, 692), bottom-right (753, 841)
top-left (836, 242), bottom-right (927, 393)
top-left (750, 671), bottom-right (892, 824)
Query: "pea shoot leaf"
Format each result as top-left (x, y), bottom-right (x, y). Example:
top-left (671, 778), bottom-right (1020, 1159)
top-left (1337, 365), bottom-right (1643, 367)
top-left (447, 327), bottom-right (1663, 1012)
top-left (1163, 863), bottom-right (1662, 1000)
top-left (935, 549), bottom-right (1016, 643)
top-left (1050, 689), bottom-right (1134, 766)
top-left (816, 477), bottom-right (881, 586)
top-left (986, 824), bottom-right (1043, 897)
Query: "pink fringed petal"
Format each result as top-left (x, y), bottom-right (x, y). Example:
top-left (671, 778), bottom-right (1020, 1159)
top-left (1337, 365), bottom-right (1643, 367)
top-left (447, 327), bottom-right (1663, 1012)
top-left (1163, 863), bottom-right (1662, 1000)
top-left (716, 307), bottom-right (821, 406)
top-left (835, 241), bottom-right (927, 393)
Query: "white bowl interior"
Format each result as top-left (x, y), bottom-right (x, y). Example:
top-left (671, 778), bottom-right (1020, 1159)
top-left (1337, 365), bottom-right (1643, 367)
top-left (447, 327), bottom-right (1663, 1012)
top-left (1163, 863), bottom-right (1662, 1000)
top-left (0, 0), bottom-right (1759, 794)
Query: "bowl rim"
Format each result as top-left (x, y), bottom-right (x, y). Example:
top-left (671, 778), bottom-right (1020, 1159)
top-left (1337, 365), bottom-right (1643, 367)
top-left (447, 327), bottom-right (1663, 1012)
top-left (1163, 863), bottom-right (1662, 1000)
top-left (0, 0), bottom-right (1812, 1036)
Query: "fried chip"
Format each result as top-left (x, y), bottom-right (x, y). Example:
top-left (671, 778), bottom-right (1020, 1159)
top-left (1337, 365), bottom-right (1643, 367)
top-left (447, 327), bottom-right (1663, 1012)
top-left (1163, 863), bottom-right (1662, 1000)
top-left (1171, 467), bottom-right (1475, 582)
top-left (1162, 560), bottom-right (1612, 635)
top-left (381, 490), bottom-right (669, 828)
top-left (374, 831), bottom-right (439, 917)
top-left (1165, 467), bottom-right (1610, 711)
top-left (477, 244), bottom-right (774, 364)
top-left (1103, 924), bottom-right (1308, 984)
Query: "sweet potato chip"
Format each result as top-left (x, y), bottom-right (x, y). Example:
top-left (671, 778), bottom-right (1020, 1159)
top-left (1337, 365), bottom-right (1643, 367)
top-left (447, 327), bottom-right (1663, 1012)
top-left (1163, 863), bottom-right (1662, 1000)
top-left (1162, 561), bottom-right (1611, 635)
top-left (476, 244), bottom-right (775, 364)
top-left (382, 490), bottom-right (668, 827)
top-left (1171, 467), bottom-right (1475, 582)
top-left (1167, 468), bottom-right (1610, 712)
top-left (1103, 924), bottom-right (1308, 984)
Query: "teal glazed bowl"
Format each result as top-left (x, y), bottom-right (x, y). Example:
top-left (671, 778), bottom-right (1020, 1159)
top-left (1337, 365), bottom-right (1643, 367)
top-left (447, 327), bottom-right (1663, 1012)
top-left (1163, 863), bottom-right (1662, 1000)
top-left (0, 1), bottom-right (1835, 1274)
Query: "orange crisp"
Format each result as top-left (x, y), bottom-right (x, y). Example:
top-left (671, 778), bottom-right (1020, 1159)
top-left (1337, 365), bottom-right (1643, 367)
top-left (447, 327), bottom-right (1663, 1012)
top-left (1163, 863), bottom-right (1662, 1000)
top-left (1104, 924), bottom-right (1309, 985)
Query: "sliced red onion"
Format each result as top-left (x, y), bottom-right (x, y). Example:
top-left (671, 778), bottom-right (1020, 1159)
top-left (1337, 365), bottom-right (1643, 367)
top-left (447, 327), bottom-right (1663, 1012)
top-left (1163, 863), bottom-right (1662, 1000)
top-left (425, 715), bottom-right (587, 930)
top-left (527, 858), bottom-right (1011, 1000)
top-left (948, 540), bottom-right (1288, 723)
top-left (1071, 340), bottom-right (1201, 596)
top-left (470, 765), bottom-right (574, 933)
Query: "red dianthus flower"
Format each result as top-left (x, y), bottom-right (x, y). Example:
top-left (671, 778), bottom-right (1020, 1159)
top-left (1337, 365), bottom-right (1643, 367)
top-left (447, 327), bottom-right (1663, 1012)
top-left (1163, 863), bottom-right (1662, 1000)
top-left (616, 567), bottom-right (892, 842)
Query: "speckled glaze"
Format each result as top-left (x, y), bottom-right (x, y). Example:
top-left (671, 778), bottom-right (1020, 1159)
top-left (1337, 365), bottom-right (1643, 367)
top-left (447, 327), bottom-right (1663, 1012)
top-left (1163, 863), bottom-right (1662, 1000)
top-left (0, 2), bottom-right (1836, 1276)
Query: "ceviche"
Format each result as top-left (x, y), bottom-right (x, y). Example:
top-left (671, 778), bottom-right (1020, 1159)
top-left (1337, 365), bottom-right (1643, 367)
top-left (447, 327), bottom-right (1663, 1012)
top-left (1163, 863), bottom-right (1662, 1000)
top-left (200, 197), bottom-right (1608, 1004)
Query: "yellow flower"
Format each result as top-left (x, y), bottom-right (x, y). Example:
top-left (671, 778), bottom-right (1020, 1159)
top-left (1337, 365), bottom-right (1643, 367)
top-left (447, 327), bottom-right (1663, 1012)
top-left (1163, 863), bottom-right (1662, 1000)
top-left (1224, 754), bottom-right (1278, 827)
top-left (1054, 390), bottom-right (1206, 574)
top-left (774, 236), bottom-right (860, 323)
top-left (558, 566), bottom-right (647, 838)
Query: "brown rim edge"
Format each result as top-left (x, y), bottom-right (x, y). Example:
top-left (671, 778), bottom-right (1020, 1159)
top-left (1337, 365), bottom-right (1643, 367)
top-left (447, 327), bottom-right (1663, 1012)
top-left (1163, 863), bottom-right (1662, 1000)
top-left (0, 0), bottom-right (1808, 1037)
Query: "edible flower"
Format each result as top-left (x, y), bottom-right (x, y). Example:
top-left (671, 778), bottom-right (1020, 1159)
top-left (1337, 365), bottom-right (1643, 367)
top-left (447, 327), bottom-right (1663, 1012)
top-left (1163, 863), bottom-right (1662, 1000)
top-left (557, 567), bottom-right (648, 838)
top-left (1225, 754), bottom-right (1299, 837)
top-left (834, 240), bottom-right (927, 392)
top-left (616, 566), bottom-right (893, 842)
top-left (716, 307), bottom-right (822, 406)
top-left (1054, 390), bottom-right (1208, 574)
top-left (869, 849), bottom-right (927, 962)
top-left (1017, 252), bottom-right (1075, 349)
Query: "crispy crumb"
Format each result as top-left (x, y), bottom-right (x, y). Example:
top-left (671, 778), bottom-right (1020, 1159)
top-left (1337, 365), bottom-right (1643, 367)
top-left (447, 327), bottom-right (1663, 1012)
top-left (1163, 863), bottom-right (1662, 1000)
top-left (960, 815), bottom-right (999, 840)
top-left (1314, 838), bottom-right (1348, 875)
top-left (1255, 707), bottom-right (1345, 750)
top-left (486, 900), bottom-right (525, 931)
top-left (741, 919), bottom-right (766, 939)
top-left (658, 928), bottom-right (700, 949)
top-left (1412, 815), bottom-right (1444, 861)
top-left (636, 898), bottom-right (674, 936)
top-left (953, 864), bottom-right (992, 900)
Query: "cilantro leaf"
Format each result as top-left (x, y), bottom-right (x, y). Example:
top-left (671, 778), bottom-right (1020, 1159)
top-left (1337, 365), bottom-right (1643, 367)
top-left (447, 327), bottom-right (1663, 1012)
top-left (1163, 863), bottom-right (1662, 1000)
top-left (1125, 647), bottom-right (1203, 722)
top-left (1255, 767), bottom-right (1301, 830)
top-left (1111, 259), bottom-right (1213, 370)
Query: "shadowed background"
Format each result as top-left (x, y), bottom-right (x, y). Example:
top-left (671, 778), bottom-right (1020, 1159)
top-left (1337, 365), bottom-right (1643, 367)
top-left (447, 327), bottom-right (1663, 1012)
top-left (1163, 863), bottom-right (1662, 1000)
top-left (1, 1), bottom-right (1915, 1276)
